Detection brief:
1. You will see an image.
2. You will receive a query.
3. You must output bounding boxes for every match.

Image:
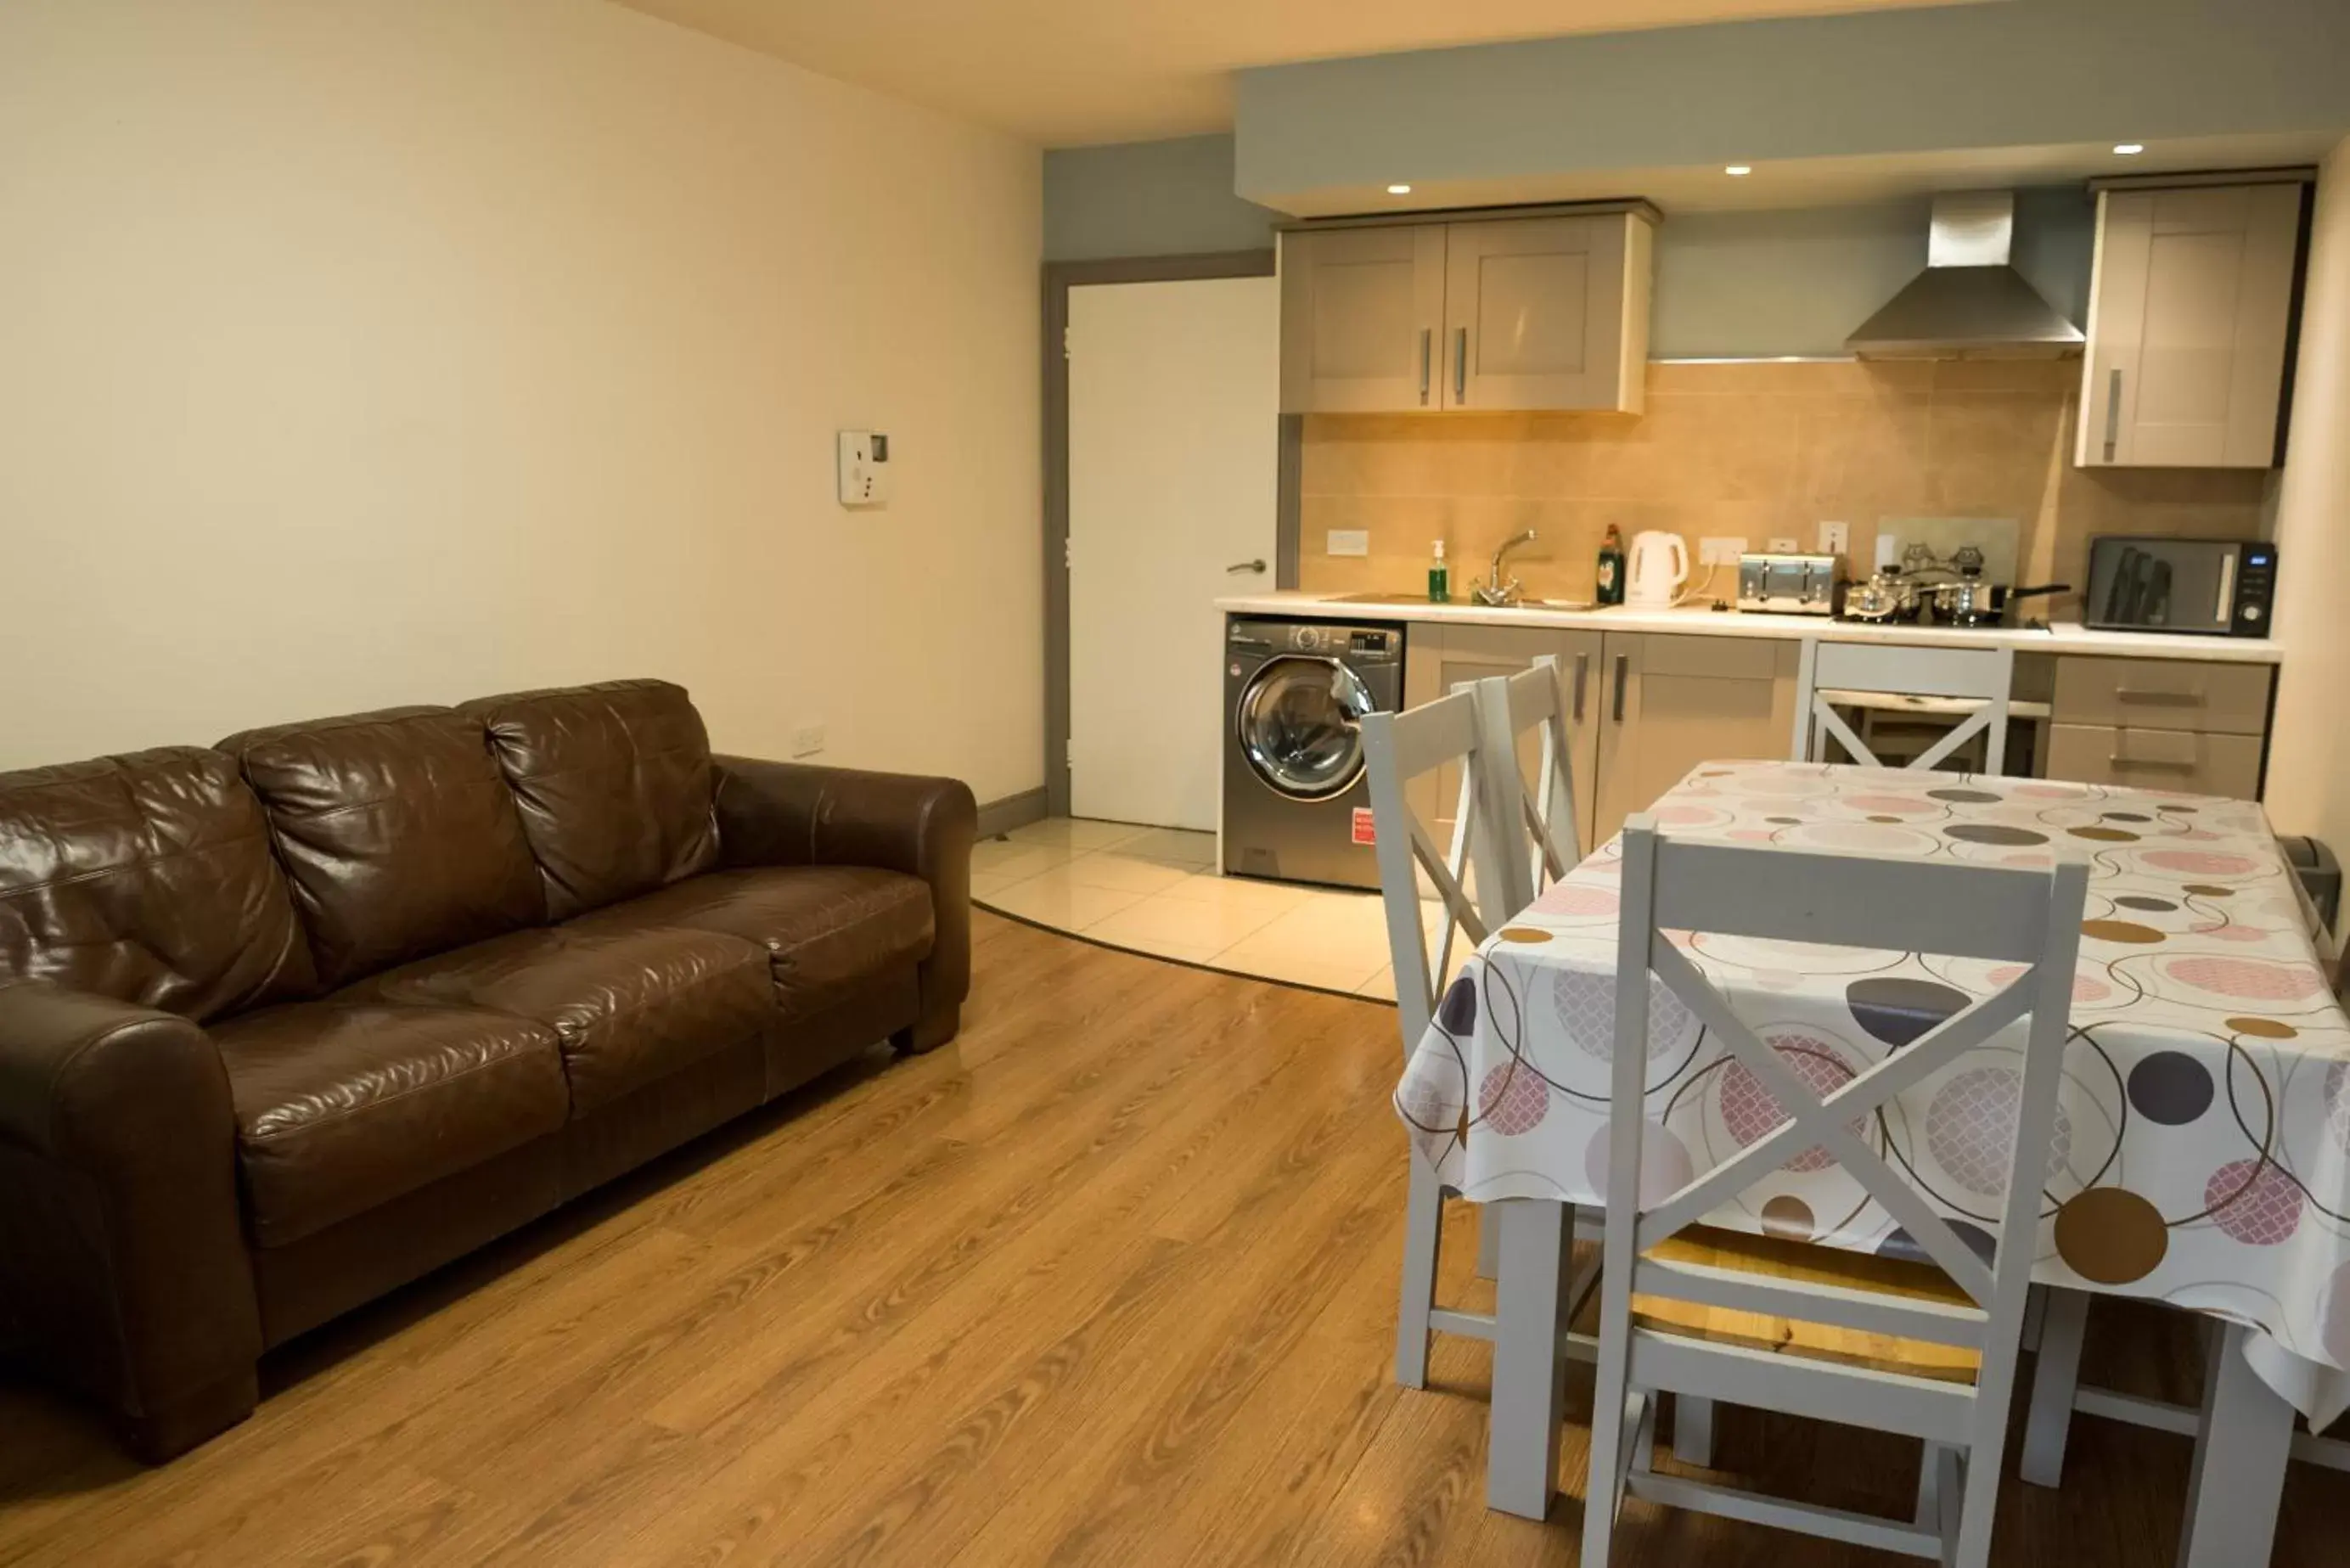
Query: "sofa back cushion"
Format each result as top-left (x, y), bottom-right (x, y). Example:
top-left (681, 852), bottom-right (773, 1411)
top-left (218, 707), bottom-right (545, 987)
top-left (0, 748), bottom-right (315, 1020)
top-left (459, 680), bottom-right (719, 922)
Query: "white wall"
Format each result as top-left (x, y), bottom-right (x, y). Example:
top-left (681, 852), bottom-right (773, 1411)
top-left (2265, 134), bottom-right (2350, 922)
top-left (0, 0), bottom-right (1043, 803)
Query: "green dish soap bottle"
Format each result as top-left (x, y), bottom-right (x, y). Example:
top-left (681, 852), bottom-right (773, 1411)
top-left (1428, 539), bottom-right (1451, 604)
top-left (1596, 525), bottom-right (1626, 605)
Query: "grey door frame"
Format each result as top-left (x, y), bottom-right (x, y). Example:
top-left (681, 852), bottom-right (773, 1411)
top-left (1043, 247), bottom-right (1293, 818)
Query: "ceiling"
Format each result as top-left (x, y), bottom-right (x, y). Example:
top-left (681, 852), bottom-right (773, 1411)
top-left (607, 0), bottom-right (1982, 147)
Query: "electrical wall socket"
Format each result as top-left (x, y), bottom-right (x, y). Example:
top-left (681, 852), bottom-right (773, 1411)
top-left (1698, 536), bottom-right (1747, 565)
top-left (789, 724), bottom-right (827, 758)
top-left (1324, 529), bottom-right (1369, 557)
top-left (1768, 537), bottom-right (1800, 553)
top-left (1819, 520), bottom-right (1850, 556)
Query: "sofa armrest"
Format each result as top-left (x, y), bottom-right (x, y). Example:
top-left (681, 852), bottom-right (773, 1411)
top-left (0, 982), bottom-right (261, 1458)
top-left (711, 756), bottom-right (977, 1051)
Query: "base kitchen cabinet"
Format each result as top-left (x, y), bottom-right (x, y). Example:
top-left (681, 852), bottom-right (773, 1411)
top-left (2045, 655), bottom-right (2273, 798)
top-left (1591, 633), bottom-right (1802, 846)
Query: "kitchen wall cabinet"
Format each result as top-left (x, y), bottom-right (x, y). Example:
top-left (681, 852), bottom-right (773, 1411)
top-left (2076, 181), bottom-right (2306, 469)
top-left (1279, 207), bottom-right (1655, 416)
top-left (1590, 634), bottom-right (1800, 846)
top-left (1279, 225), bottom-right (1447, 413)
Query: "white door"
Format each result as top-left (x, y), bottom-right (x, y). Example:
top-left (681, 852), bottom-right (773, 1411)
top-left (1068, 276), bottom-right (1279, 830)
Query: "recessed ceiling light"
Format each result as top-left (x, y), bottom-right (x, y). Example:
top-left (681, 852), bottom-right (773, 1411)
top-left (1386, 183), bottom-right (1412, 194)
top-left (2113, 143), bottom-right (2145, 155)
top-left (1724, 165), bottom-right (1752, 177)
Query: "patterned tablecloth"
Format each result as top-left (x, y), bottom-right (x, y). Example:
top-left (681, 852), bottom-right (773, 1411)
top-left (1396, 759), bottom-right (2350, 1426)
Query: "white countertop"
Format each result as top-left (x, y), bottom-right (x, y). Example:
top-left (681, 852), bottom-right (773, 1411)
top-left (1213, 590), bottom-right (2283, 664)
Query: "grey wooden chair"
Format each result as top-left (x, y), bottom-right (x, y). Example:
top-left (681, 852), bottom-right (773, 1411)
top-left (1361, 686), bottom-right (1515, 1387)
top-left (1793, 638), bottom-right (2017, 774)
top-left (1580, 817), bottom-right (2087, 1566)
top-left (1471, 655), bottom-right (1583, 915)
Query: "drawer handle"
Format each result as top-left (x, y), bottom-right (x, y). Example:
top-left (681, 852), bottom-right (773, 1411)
top-left (2113, 689), bottom-right (2202, 706)
top-left (2107, 755), bottom-right (2197, 773)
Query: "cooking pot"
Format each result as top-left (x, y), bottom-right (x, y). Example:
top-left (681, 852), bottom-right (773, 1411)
top-left (1926, 575), bottom-right (2070, 628)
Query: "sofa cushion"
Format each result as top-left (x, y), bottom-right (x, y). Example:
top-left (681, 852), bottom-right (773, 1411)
top-left (570, 867), bottom-right (934, 1019)
top-left (459, 681), bottom-right (719, 922)
top-left (218, 707), bottom-right (546, 988)
top-left (213, 1001), bottom-right (566, 1247)
top-left (0, 748), bottom-right (313, 1020)
top-left (355, 925), bottom-right (772, 1114)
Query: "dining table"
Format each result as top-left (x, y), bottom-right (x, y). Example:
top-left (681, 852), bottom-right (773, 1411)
top-left (1394, 757), bottom-right (2350, 1565)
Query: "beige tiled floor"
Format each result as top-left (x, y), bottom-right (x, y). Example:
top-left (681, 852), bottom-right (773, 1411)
top-left (973, 816), bottom-right (1448, 999)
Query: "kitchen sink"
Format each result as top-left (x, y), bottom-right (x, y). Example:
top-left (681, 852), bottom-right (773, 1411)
top-left (1327, 592), bottom-right (1604, 612)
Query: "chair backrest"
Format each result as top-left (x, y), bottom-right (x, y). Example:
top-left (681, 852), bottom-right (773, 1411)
top-left (1473, 655), bottom-right (1583, 919)
top-left (1792, 638), bottom-right (2016, 774)
top-left (1361, 689), bottom-right (1512, 1053)
top-left (1604, 815), bottom-right (2086, 1357)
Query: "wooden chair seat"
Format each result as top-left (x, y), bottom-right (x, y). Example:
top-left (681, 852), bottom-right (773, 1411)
top-left (1575, 1226), bottom-right (1982, 1385)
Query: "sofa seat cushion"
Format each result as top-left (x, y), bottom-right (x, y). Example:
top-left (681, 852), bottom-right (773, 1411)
top-left (214, 1002), bottom-right (566, 1247)
top-left (354, 926), bottom-right (772, 1115)
top-left (571, 867), bottom-right (934, 1019)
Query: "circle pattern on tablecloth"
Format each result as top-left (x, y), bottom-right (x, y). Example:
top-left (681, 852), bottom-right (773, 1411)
top-left (1927, 788), bottom-right (2001, 804)
top-left (1847, 976), bottom-right (1971, 1048)
top-left (2127, 1051), bottom-right (2214, 1125)
top-left (1550, 967), bottom-right (1699, 1060)
top-left (1717, 1038), bottom-right (1859, 1172)
top-left (2158, 954), bottom-right (2328, 1003)
top-left (1926, 1065), bottom-right (2073, 1199)
top-left (1583, 1121), bottom-right (1695, 1205)
top-left (1438, 974), bottom-right (1479, 1034)
top-left (1946, 823), bottom-right (2049, 846)
top-left (1478, 1061), bottom-right (1549, 1137)
top-left (1845, 794), bottom-right (1938, 815)
top-left (1527, 881), bottom-right (1619, 918)
top-left (2141, 849), bottom-right (2264, 876)
top-left (2203, 1160), bottom-right (2305, 1246)
top-left (2325, 1061), bottom-right (2350, 1157)
top-left (1785, 820), bottom-right (1942, 856)
top-left (2230, 1016), bottom-right (2298, 1039)
top-left (1760, 1194), bottom-right (1816, 1241)
top-left (2082, 919), bottom-right (2165, 944)
top-left (2055, 1187), bottom-right (2169, 1284)
top-left (1984, 962), bottom-right (2114, 1006)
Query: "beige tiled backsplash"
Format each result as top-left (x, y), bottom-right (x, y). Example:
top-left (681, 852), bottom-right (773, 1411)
top-left (1297, 360), bottom-right (2268, 617)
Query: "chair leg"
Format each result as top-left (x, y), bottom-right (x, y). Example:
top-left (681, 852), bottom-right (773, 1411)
top-left (1914, 1442), bottom-right (1941, 1530)
top-left (1394, 1158), bottom-right (1446, 1389)
top-left (1476, 1203), bottom-right (1502, 1280)
top-left (1673, 1395), bottom-right (1715, 1468)
top-left (2019, 1287), bottom-right (2089, 1487)
top-left (1937, 1447), bottom-right (1965, 1568)
top-left (1579, 1283), bottom-right (1634, 1560)
top-left (2021, 1283), bottom-right (2047, 1354)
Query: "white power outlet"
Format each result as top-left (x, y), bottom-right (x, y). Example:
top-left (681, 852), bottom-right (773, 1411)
top-left (790, 724), bottom-right (827, 758)
top-left (1768, 536), bottom-right (1800, 554)
top-left (1698, 536), bottom-right (1747, 566)
top-left (1819, 520), bottom-right (1851, 557)
top-left (1325, 529), bottom-right (1369, 557)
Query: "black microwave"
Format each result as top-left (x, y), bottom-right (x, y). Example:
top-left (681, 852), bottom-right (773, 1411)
top-left (2083, 537), bottom-right (2277, 637)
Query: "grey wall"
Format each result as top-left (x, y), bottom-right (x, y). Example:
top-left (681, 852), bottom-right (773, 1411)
top-left (1653, 186), bottom-right (2094, 358)
top-left (1043, 134), bottom-right (1279, 261)
top-left (1235, 0), bottom-right (2350, 208)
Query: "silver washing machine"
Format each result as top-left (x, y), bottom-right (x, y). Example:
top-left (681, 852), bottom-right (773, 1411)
top-left (1222, 616), bottom-right (1406, 890)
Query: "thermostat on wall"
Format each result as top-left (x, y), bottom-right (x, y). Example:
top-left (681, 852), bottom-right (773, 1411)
top-left (838, 430), bottom-right (890, 507)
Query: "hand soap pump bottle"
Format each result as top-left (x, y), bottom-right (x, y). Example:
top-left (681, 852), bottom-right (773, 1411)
top-left (1429, 540), bottom-right (1451, 604)
top-left (1596, 525), bottom-right (1626, 605)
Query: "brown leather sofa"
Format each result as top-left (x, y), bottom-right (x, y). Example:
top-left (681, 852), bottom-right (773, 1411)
top-left (0, 679), bottom-right (974, 1461)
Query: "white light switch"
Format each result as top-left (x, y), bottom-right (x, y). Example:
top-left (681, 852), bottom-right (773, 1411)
top-left (1819, 520), bottom-right (1850, 556)
top-left (1325, 529), bottom-right (1370, 557)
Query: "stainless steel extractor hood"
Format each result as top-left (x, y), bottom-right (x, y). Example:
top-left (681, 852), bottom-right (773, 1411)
top-left (1846, 191), bottom-right (2085, 361)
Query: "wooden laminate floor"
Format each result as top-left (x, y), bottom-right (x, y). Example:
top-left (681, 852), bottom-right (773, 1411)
top-left (3, 913), bottom-right (2342, 1566)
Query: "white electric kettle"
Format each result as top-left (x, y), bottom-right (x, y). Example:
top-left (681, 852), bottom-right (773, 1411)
top-left (1624, 531), bottom-right (1688, 607)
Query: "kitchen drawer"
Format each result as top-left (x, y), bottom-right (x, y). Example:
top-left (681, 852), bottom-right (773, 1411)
top-left (2044, 723), bottom-right (2264, 800)
top-left (2051, 657), bottom-right (2272, 736)
top-left (1633, 632), bottom-right (1784, 682)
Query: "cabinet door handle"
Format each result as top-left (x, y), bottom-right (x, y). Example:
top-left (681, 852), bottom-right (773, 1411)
top-left (1453, 327), bottom-right (1468, 402)
top-left (1611, 654), bottom-right (1628, 722)
top-left (1572, 652), bottom-right (1589, 721)
top-left (1417, 329), bottom-right (1431, 406)
top-left (1225, 559), bottom-right (1268, 574)
top-left (2102, 368), bottom-right (2123, 461)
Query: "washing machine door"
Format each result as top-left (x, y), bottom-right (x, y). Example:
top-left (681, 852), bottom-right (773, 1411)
top-left (1235, 655), bottom-right (1375, 801)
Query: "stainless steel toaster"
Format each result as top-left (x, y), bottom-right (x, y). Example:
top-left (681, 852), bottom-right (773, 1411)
top-left (1737, 552), bottom-right (1841, 615)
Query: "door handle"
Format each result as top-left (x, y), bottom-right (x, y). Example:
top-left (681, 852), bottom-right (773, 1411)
top-left (2102, 368), bottom-right (2122, 462)
top-left (1453, 327), bottom-right (1468, 402)
top-left (1611, 654), bottom-right (1628, 722)
top-left (1417, 329), bottom-right (1431, 406)
top-left (1572, 652), bottom-right (1588, 721)
top-left (1225, 559), bottom-right (1268, 574)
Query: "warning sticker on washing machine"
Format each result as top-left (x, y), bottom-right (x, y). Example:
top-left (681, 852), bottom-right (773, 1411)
top-left (1351, 807), bottom-right (1376, 846)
